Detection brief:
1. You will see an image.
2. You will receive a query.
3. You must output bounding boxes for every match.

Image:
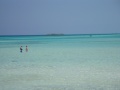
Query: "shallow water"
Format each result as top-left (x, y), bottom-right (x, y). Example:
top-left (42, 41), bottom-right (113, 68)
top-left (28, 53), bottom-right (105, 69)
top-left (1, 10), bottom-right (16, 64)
top-left (0, 34), bottom-right (120, 90)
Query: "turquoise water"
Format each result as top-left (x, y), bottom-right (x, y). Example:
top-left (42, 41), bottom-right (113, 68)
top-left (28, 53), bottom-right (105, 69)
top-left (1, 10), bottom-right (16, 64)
top-left (0, 34), bottom-right (120, 90)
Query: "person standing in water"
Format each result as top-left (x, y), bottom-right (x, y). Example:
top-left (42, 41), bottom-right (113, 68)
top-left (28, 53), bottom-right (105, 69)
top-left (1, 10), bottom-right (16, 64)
top-left (26, 46), bottom-right (28, 52)
top-left (20, 46), bottom-right (23, 52)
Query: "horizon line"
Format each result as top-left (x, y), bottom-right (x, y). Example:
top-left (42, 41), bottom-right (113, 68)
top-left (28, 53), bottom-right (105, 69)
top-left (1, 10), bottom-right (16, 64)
top-left (0, 33), bottom-right (120, 36)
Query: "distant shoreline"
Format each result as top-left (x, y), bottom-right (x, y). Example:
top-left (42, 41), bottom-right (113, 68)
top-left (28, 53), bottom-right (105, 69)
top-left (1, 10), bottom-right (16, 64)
top-left (46, 33), bottom-right (64, 36)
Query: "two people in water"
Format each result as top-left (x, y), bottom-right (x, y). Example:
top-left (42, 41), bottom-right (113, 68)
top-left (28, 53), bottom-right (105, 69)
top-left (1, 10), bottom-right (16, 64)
top-left (20, 46), bottom-right (28, 53)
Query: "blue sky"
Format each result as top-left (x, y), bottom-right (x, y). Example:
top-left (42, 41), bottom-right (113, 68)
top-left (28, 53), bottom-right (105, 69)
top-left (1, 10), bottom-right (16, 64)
top-left (0, 0), bottom-right (120, 35)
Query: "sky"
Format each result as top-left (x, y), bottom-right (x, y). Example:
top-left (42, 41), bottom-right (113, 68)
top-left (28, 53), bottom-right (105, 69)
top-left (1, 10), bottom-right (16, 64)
top-left (0, 0), bottom-right (120, 35)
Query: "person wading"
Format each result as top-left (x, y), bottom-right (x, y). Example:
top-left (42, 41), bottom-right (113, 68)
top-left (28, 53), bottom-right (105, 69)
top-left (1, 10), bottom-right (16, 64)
top-left (20, 46), bottom-right (23, 53)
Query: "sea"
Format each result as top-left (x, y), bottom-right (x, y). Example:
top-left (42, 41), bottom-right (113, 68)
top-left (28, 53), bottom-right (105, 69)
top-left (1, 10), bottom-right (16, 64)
top-left (0, 34), bottom-right (120, 90)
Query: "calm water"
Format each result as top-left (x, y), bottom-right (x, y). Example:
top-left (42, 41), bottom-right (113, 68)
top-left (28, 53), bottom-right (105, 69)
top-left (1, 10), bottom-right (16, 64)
top-left (0, 34), bottom-right (120, 90)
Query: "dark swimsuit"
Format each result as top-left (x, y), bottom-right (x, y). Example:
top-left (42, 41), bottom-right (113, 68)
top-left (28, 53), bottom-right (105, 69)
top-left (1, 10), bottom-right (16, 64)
top-left (20, 48), bottom-right (23, 52)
